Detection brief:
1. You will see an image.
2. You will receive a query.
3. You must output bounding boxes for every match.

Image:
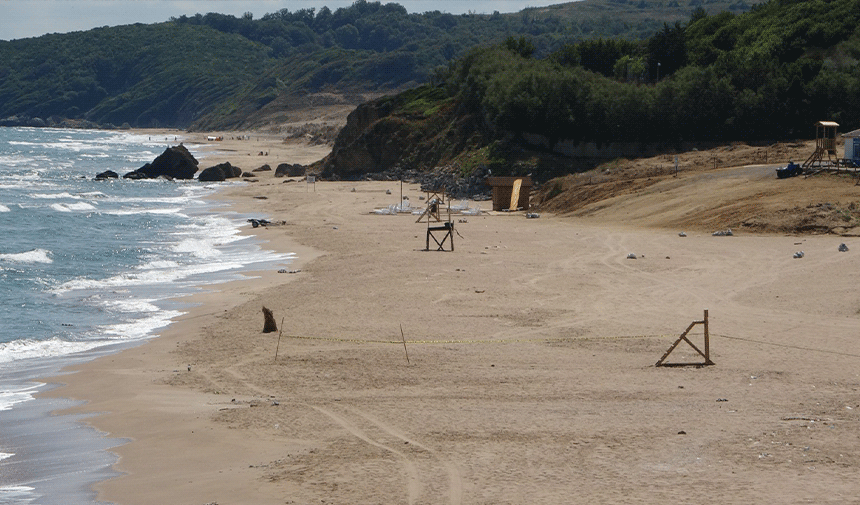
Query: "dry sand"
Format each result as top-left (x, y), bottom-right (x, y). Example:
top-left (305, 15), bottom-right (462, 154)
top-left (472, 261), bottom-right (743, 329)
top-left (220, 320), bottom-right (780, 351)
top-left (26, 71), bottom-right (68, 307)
top-left (43, 134), bottom-right (860, 504)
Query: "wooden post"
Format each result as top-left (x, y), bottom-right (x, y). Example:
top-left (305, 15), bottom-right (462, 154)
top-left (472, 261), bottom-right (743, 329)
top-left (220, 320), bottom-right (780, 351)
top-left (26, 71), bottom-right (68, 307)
top-left (400, 324), bottom-right (410, 364)
top-left (703, 309), bottom-right (711, 365)
top-left (274, 317), bottom-right (285, 363)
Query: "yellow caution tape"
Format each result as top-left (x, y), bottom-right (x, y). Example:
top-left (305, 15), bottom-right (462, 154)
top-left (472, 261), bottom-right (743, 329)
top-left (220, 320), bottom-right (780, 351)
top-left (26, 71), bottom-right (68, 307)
top-left (282, 334), bottom-right (676, 345)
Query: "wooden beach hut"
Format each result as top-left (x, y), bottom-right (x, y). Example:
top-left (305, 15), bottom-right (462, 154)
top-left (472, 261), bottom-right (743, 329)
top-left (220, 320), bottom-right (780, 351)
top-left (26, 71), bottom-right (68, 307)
top-left (486, 176), bottom-right (533, 211)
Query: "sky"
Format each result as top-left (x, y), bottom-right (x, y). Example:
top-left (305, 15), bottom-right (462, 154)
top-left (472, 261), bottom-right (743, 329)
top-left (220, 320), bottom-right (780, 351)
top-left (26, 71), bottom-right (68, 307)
top-left (0, 0), bottom-right (567, 41)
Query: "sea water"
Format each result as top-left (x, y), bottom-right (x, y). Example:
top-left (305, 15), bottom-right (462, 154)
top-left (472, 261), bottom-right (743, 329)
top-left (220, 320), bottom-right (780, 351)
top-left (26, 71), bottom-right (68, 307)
top-left (0, 127), bottom-right (294, 504)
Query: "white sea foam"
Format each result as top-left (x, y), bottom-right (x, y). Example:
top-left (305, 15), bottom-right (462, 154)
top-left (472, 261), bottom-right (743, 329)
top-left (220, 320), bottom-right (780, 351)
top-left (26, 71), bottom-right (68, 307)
top-left (31, 191), bottom-right (81, 199)
top-left (100, 310), bottom-right (183, 340)
top-left (79, 191), bottom-right (107, 199)
top-left (0, 154), bottom-right (36, 167)
top-left (0, 383), bottom-right (40, 411)
top-left (0, 337), bottom-right (103, 364)
top-left (138, 260), bottom-right (180, 270)
top-left (52, 260), bottom-right (244, 294)
top-left (102, 298), bottom-right (161, 313)
top-left (0, 249), bottom-right (52, 264)
top-left (0, 452), bottom-right (13, 461)
top-left (104, 207), bottom-right (185, 216)
top-left (0, 204), bottom-right (9, 212)
top-left (50, 202), bottom-right (96, 212)
top-left (0, 485), bottom-right (35, 494)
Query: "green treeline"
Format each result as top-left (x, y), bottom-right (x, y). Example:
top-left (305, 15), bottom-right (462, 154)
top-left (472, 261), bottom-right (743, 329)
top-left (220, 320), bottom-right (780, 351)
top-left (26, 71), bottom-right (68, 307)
top-left (0, 0), bottom-right (757, 128)
top-left (442, 0), bottom-right (860, 145)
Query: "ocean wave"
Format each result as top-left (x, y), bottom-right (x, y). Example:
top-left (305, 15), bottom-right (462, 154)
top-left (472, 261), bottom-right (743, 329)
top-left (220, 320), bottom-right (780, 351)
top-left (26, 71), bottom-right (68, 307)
top-left (0, 204), bottom-right (9, 212)
top-left (50, 202), bottom-right (97, 212)
top-left (52, 260), bottom-right (244, 294)
top-left (0, 154), bottom-right (36, 166)
top-left (31, 191), bottom-right (81, 199)
top-left (101, 298), bottom-right (161, 313)
top-left (138, 260), bottom-right (180, 270)
top-left (0, 383), bottom-right (40, 411)
top-left (0, 249), bottom-right (52, 264)
top-left (100, 309), bottom-right (183, 340)
top-left (0, 337), bottom-right (103, 364)
top-left (103, 207), bottom-right (186, 216)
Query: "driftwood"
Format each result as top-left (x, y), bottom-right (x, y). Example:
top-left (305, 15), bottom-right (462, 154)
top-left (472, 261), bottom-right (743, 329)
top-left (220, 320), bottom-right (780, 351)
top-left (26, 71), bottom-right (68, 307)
top-left (262, 306), bottom-right (278, 333)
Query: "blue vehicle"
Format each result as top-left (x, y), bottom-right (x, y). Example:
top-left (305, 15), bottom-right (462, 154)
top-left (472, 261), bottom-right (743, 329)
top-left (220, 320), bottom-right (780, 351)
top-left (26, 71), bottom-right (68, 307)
top-left (776, 161), bottom-right (802, 178)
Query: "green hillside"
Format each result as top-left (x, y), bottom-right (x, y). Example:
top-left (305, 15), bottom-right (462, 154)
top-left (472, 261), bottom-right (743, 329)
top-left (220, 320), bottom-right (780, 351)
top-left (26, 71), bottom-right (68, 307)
top-left (0, 0), bottom-right (762, 129)
top-left (318, 0), bottom-right (860, 181)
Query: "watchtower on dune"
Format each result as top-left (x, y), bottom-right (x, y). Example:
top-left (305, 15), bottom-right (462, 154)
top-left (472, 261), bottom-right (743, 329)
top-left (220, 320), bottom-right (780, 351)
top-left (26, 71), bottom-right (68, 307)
top-left (803, 120), bottom-right (839, 169)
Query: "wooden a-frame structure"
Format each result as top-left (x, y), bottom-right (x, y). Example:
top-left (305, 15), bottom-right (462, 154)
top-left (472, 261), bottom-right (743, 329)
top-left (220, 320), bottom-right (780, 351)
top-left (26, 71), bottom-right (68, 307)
top-left (656, 310), bottom-right (714, 367)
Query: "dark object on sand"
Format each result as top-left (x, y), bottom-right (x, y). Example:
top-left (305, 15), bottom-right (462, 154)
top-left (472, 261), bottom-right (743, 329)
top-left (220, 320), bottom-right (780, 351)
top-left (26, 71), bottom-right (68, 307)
top-left (776, 161), bottom-right (802, 179)
top-left (262, 306), bottom-right (278, 333)
top-left (198, 162), bottom-right (242, 182)
top-left (274, 163), bottom-right (305, 177)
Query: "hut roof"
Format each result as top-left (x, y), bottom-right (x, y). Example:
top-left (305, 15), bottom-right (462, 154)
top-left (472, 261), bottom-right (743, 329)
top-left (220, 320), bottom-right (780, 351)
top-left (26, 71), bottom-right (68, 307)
top-left (841, 128), bottom-right (860, 138)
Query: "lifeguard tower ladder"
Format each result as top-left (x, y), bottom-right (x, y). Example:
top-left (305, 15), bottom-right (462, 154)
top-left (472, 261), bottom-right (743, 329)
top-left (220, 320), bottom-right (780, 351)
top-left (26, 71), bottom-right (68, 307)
top-left (416, 189), bottom-right (454, 251)
top-left (803, 121), bottom-right (839, 170)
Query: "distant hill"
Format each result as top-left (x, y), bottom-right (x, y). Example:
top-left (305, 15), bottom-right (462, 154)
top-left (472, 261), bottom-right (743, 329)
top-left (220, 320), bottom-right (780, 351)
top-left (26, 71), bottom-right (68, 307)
top-left (0, 0), bottom-right (763, 130)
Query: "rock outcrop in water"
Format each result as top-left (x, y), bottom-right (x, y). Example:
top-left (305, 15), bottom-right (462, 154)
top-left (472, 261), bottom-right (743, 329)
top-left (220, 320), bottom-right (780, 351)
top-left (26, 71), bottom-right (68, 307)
top-left (124, 145), bottom-right (199, 180)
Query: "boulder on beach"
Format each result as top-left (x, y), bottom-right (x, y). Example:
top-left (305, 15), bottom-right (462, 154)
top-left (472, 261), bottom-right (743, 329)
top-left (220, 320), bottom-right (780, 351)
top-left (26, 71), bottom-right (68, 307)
top-left (198, 162), bottom-right (242, 182)
top-left (124, 145), bottom-right (198, 180)
top-left (275, 163), bottom-right (305, 177)
top-left (252, 164), bottom-right (272, 172)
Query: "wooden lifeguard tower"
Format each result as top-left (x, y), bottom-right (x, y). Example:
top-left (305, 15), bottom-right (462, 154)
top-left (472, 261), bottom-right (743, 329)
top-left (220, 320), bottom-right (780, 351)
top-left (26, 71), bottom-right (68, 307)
top-left (416, 189), bottom-right (454, 251)
top-left (803, 121), bottom-right (839, 170)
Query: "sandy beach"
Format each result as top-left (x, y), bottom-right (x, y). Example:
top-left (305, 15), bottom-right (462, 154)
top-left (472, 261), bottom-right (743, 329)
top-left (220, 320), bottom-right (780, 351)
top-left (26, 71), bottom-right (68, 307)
top-left (42, 133), bottom-right (860, 504)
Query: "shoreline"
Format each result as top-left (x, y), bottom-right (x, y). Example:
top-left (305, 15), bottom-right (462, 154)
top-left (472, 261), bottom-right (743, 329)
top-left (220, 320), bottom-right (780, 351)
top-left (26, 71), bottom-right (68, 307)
top-left (34, 131), bottom-right (860, 504)
top-left (32, 130), bottom-right (331, 504)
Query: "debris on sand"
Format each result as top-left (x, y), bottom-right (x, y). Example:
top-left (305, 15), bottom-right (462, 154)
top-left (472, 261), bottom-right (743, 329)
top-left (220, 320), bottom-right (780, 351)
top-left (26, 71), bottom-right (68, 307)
top-left (839, 243), bottom-right (849, 252)
top-left (262, 306), bottom-right (278, 333)
top-left (627, 253), bottom-right (637, 259)
top-left (793, 251), bottom-right (805, 259)
top-left (712, 228), bottom-right (733, 236)
top-left (678, 232), bottom-right (687, 237)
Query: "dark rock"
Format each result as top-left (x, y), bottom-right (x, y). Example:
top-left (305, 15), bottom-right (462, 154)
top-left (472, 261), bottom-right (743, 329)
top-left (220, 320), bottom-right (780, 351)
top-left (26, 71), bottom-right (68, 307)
top-left (198, 165), bottom-right (226, 182)
top-left (198, 162), bottom-right (242, 182)
top-left (252, 164), bottom-right (272, 172)
top-left (241, 172), bottom-right (255, 178)
top-left (130, 145), bottom-right (198, 180)
top-left (94, 170), bottom-right (119, 180)
top-left (28, 117), bottom-right (47, 127)
top-left (275, 163), bottom-right (305, 177)
top-left (123, 170), bottom-right (149, 180)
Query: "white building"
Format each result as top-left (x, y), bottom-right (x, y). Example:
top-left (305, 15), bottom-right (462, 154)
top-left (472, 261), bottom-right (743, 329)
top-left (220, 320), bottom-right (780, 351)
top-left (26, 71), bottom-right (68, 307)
top-left (843, 129), bottom-right (860, 165)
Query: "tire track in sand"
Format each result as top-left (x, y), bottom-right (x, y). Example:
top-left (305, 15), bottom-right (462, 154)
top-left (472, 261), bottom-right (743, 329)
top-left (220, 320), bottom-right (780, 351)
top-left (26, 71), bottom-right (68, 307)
top-left (311, 405), bottom-right (463, 505)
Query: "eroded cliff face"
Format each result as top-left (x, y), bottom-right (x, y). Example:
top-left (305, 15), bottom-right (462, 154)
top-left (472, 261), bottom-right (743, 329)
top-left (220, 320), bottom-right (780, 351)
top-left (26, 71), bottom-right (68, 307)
top-left (318, 94), bottom-right (484, 180)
